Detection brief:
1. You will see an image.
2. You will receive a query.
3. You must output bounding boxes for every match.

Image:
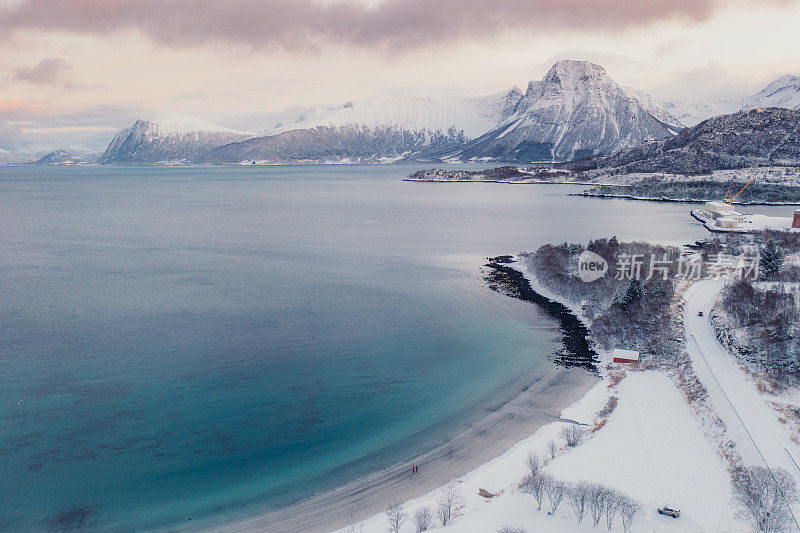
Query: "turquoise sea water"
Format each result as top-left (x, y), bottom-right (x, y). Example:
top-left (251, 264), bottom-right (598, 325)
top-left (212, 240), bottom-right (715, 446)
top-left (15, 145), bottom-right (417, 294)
top-left (0, 164), bottom-right (737, 530)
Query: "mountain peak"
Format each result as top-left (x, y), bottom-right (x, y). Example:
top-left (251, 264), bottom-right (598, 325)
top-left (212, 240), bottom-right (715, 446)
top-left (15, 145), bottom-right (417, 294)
top-left (458, 60), bottom-right (680, 162)
top-left (544, 60), bottom-right (609, 87)
top-left (741, 73), bottom-right (800, 111)
top-left (768, 74), bottom-right (800, 87)
top-left (506, 86), bottom-right (523, 100)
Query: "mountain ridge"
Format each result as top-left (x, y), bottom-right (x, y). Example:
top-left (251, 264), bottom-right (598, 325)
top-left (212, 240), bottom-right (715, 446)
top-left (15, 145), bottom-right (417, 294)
top-left (558, 107), bottom-right (800, 174)
top-left (92, 62), bottom-right (800, 167)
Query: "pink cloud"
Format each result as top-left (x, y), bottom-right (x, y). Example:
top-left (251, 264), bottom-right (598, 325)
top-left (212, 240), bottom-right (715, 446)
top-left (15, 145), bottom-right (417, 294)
top-left (0, 0), bottom-right (785, 51)
top-left (13, 58), bottom-right (74, 86)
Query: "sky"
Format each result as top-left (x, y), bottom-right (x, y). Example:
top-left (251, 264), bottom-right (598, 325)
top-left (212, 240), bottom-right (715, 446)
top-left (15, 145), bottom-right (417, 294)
top-left (1, 0), bottom-right (799, 155)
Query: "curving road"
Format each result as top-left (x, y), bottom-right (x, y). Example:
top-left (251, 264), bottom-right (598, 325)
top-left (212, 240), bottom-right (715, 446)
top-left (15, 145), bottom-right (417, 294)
top-left (684, 280), bottom-right (800, 525)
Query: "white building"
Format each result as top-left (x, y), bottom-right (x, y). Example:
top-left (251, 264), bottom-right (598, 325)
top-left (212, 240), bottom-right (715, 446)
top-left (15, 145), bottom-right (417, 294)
top-left (612, 349), bottom-right (640, 364)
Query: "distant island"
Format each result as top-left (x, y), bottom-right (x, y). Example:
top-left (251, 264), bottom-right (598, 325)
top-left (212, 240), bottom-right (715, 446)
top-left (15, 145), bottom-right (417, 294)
top-left (404, 166), bottom-right (579, 184)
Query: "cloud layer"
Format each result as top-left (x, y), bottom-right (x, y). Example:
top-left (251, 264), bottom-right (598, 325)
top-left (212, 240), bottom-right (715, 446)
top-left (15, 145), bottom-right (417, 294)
top-left (0, 0), bottom-right (767, 51)
top-left (13, 58), bottom-right (74, 87)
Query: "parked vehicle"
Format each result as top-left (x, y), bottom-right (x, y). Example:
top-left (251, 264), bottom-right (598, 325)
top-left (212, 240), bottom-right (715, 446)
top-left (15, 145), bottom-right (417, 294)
top-left (658, 506), bottom-right (681, 518)
top-left (697, 311), bottom-right (704, 317)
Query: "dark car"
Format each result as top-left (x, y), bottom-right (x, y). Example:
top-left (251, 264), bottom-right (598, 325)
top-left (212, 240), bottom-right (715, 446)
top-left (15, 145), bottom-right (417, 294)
top-left (658, 506), bottom-right (681, 518)
top-left (697, 311), bottom-right (704, 317)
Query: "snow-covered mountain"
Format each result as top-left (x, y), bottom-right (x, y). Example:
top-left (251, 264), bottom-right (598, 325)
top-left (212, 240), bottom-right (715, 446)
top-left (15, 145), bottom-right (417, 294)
top-left (660, 100), bottom-right (739, 128)
top-left (665, 74), bottom-right (800, 126)
top-left (742, 74), bottom-right (800, 111)
top-left (560, 107), bottom-right (800, 174)
top-left (454, 60), bottom-right (682, 162)
top-left (200, 90), bottom-right (525, 164)
top-left (32, 150), bottom-right (98, 165)
top-left (267, 91), bottom-right (523, 139)
top-left (101, 113), bottom-right (254, 164)
top-left (100, 63), bottom-right (800, 166)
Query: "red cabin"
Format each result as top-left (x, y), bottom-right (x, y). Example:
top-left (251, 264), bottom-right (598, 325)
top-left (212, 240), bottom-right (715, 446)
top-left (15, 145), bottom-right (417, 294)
top-left (612, 349), bottom-right (640, 364)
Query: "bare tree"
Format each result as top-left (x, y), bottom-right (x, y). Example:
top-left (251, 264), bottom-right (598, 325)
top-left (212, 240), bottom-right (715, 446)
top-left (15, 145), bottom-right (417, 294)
top-left (547, 439), bottom-right (558, 460)
top-left (345, 504), bottom-right (364, 533)
top-left (526, 452), bottom-right (541, 478)
top-left (619, 496), bottom-right (643, 533)
top-left (604, 490), bottom-right (624, 530)
top-left (588, 483), bottom-right (609, 527)
top-left (385, 502), bottom-right (406, 533)
top-left (733, 466), bottom-right (798, 533)
top-left (547, 479), bottom-right (567, 514)
top-left (560, 425), bottom-right (586, 447)
top-left (568, 481), bottom-right (590, 523)
top-left (412, 506), bottom-right (432, 532)
top-left (436, 481), bottom-right (462, 527)
top-left (497, 526), bottom-right (527, 533)
top-left (523, 472), bottom-right (552, 511)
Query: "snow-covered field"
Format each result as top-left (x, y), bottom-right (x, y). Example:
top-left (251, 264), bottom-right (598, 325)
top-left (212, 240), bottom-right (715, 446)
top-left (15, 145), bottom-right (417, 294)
top-left (546, 372), bottom-right (737, 532)
top-left (332, 270), bottom-right (763, 533)
top-left (333, 370), bottom-right (740, 533)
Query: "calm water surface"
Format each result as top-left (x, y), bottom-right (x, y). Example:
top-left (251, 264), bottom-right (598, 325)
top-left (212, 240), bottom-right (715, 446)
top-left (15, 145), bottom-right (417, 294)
top-left (2, 165), bottom-right (774, 530)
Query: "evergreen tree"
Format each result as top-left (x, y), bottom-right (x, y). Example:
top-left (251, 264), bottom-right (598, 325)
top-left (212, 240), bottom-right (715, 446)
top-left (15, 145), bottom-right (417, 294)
top-left (620, 279), bottom-right (642, 309)
top-left (759, 239), bottom-right (784, 280)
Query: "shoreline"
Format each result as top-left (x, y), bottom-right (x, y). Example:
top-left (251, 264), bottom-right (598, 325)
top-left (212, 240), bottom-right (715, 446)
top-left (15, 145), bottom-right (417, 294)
top-left (572, 192), bottom-right (800, 206)
top-left (484, 256), bottom-right (598, 370)
top-left (205, 258), bottom-right (599, 533)
top-left (402, 178), bottom-right (597, 185)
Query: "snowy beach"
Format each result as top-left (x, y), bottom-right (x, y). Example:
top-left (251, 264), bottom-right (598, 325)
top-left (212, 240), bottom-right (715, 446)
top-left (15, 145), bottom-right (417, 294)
top-left (310, 262), bottom-right (750, 533)
top-left (208, 366), bottom-right (596, 533)
top-left (327, 371), bottom-right (737, 533)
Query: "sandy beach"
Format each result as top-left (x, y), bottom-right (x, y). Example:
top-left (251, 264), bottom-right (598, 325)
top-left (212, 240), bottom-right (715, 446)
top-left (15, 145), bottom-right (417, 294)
top-left (206, 363), bottom-right (596, 533)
